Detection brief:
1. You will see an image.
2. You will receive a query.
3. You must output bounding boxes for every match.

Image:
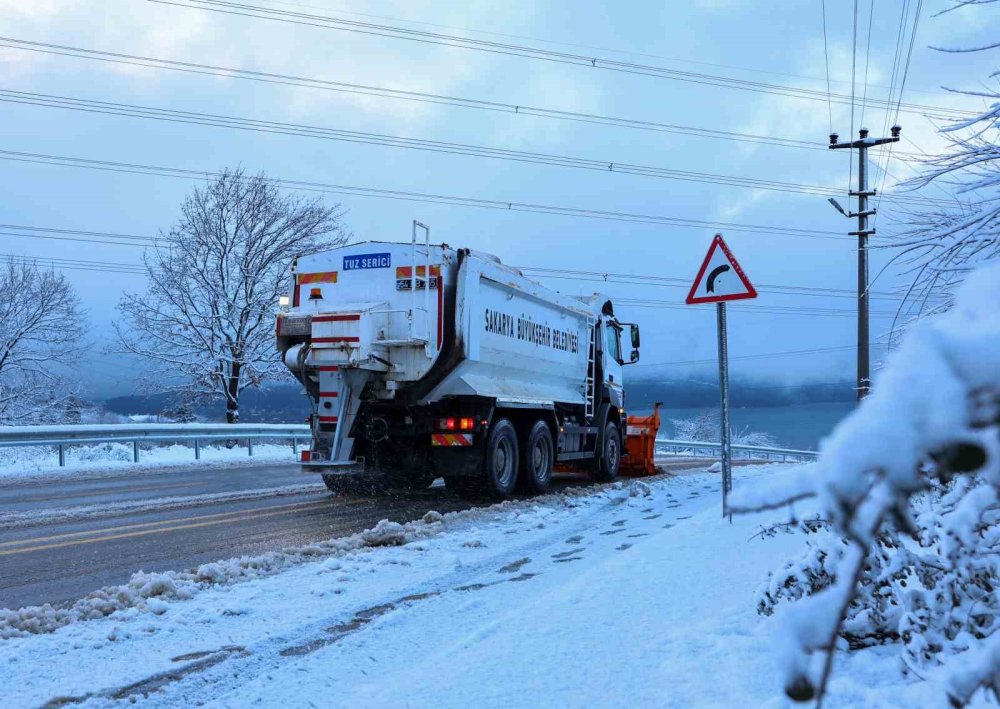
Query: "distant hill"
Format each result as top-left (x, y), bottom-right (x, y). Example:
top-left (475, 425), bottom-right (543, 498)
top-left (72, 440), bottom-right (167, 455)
top-left (103, 386), bottom-right (310, 423)
top-left (104, 377), bottom-right (854, 422)
top-left (626, 376), bottom-right (855, 410)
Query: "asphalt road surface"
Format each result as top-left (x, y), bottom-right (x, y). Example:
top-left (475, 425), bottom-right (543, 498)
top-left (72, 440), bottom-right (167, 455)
top-left (0, 457), bottom-right (724, 609)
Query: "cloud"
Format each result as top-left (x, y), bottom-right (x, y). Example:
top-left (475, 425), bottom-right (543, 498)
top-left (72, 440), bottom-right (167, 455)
top-left (0, 0), bottom-right (536, 132)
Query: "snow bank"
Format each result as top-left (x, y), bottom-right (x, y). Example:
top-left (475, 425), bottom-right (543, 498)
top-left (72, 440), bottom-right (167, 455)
top-left (0, 466), bottom-right (957, 708)
top-left (0, 479), bottom-right (647, 640)
top-left (0, 442), bottom-right (297, 484)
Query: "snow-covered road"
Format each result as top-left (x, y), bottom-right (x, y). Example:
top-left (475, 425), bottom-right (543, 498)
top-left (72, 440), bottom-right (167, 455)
top-left (4, 467), bottom-right (946, 707)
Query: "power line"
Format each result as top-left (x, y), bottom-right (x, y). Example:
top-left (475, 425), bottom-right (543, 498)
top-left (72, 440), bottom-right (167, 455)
top-left (249, 0), bottom-right (952, 101)
top-left (634, 343), bottom-right (889, 369)
top-left (615, 298), bottom-right (898, 319)
top-left (146, 0), bottom-right (977, 121)
top-left (0, 225), bottom-right (920, 305)
top-left (519, 266), bottom-right (926, 302)
top-left (0, 148), bottom-right (863, 241)
top-left (859, 0), bottom-right (876, 129)
top-left (821, 0), bottom-right (833, 134)
top-left (0, 38), bottom-right (831, 154)
top-left (873, 0), bottom-right (925, 233)
top-left (848, 0), bottom-right (858, 191)
top-left (0, 246), bottom-right (894, 317)
top-left (0, 89), bottom-right (947, 208)
top-left (1, 253), bottom-right (146, 274)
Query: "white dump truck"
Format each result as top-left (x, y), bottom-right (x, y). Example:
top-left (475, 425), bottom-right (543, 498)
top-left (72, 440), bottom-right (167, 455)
top-left (276, 223), bottom-right (641, 499)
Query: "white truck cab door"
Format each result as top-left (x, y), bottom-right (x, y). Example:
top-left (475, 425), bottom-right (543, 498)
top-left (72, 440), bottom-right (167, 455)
top-left (602, 320), bottom-right (624, 397)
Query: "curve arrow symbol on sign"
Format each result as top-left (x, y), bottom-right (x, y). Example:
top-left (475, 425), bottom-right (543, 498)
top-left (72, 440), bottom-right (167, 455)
top-left (706, 265), bottom-right (730, 293)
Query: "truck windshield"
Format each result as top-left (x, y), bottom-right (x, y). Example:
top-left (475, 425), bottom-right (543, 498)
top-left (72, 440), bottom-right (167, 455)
top-left (605, 324), bottom-right (622, 364)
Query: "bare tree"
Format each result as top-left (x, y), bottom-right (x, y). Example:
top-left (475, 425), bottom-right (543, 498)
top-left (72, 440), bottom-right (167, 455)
top-left (115, 167), bottom-right (347, 422)
top-left (0, 259), bottom-right (85, 423)
top-left (888, 3), bottom-right (1000, 327)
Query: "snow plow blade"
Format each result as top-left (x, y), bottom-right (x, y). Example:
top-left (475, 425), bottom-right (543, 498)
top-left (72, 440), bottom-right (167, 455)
top-left (621, 402), bottom-right (661, 476)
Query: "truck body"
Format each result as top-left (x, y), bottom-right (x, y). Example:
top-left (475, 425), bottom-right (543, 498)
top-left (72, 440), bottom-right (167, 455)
top-left (276, 228), bottom-right (641, 499)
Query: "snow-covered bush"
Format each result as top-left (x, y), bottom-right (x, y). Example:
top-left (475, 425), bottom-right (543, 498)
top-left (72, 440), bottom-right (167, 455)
top-left (670, 409), bottom-right (777, 447)
top-left (730, 261), bottom-right (1000, 705)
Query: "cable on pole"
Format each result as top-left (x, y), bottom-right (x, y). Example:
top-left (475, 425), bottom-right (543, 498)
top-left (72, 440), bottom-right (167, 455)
top-left (821, 0), bottom-right (834, 134)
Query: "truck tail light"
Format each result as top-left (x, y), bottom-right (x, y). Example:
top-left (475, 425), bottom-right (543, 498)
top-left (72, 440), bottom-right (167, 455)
top-left (438, 417), bottom-right (475, 431)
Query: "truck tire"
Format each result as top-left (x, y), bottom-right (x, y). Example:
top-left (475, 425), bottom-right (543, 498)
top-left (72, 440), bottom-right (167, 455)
top-left (519, 420), bottom-right (554, 495)
top-left (592, 421), bottom-right (621, 482)
top-left (482, 418), bottom-right (520, 499)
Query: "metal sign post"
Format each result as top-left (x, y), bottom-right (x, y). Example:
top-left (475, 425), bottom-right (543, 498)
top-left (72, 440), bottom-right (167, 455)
top-left (685, 234), bottom-right (756, 518)
top-left (716, 302), bottom-right (731, 514)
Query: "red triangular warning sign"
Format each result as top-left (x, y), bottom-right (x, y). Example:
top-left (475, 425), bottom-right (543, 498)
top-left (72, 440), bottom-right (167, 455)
top-left (685, 234), bottom-right (757, 304)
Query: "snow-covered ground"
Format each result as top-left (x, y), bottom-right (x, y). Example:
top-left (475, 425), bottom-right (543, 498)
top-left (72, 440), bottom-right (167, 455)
top-left (0, 442), bottom-right (297, 483)
top-left (3, 466), bottom-right (962, 708)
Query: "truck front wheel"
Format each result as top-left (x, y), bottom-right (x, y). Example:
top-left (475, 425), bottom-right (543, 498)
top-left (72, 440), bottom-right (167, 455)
top-left (483, 418), bottom-right (519, 499)
top-left (519, 420), bottom-right (553, 495)
top-left (592, 421), bottom-right (621, 483)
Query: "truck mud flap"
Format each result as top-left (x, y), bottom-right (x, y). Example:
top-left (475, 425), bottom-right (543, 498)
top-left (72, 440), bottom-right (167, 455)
top-left (431, 445), bottom-right (483, 478)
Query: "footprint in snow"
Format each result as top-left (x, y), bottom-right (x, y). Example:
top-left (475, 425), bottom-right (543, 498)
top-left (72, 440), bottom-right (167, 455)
top-left (553, 557), bottom-right (583, 564)
top-left (552, 548), bottom-right (585, 559)
top-left (499, 557), bottom-right (531, 574)
top-left (643, 514), bottom-right (661, 520)
top-left (611, 520), bottom-right (626, 527)
top-left (565, 535), bottom-right (584, 544)
top-left (627, 533), bottom-right (648, 539)
top-left (599, 529), bottom-right (625, 536)
top-left (508, 572), bottom-right (539, 582)
top-left (455, 582), bottom-right (495, 592)
top-left (616, 543), bottom-right (632, 551)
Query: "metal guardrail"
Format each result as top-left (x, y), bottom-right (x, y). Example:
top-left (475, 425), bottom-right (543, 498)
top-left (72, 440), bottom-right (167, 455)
top-left (656, 438), bottom-right (818, 463)
top-left (0, 423), bottom-right (311, 467)
top-left (0, 424), bottom-right (815, 469)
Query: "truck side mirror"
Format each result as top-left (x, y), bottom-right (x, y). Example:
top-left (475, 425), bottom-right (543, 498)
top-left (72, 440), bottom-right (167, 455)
top-left (630, 324), bottom-right (640, 348)
top-left (630, 349), bottom-right (639, 363)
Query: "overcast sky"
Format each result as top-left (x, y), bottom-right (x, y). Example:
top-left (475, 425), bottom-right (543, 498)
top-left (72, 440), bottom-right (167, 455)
top-left (0, 0), bottom-right (994, 398)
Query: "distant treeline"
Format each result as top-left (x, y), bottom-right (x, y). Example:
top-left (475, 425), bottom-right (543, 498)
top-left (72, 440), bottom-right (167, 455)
top-left (625, 377), bottom-right (856, 409)
top-left (104, 378), bottom-right (856, 423)
top-left (104, 387), bottom-right (309, 424)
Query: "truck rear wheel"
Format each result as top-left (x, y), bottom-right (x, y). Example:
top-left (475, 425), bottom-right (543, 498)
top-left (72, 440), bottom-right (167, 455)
top-left (519, 420), bottom-right (553, 495)
top-left (480, 417), bottom-right (519, 500)
top-left (592, 421), bottom-right (621, 483)
top-left (444, 419), bottom-right (519, 500)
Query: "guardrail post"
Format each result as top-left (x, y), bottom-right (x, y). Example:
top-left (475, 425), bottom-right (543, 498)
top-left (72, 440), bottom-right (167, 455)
top-left (194, 439), bottom-right (201, 460)
top-left (291, 437), bottom-right (298, 455)
top-left (133, 440), bottom-right (139, 463)
top-left (248, 439), bottom-right (254, 457)
top-left (58, 444), bottom-right (65, 467)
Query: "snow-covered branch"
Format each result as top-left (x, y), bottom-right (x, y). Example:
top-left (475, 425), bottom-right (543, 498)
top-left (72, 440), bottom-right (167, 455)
top-left (730, 262), bottom-right (1000, 705)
